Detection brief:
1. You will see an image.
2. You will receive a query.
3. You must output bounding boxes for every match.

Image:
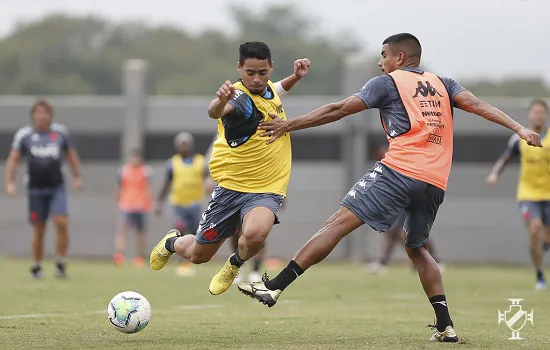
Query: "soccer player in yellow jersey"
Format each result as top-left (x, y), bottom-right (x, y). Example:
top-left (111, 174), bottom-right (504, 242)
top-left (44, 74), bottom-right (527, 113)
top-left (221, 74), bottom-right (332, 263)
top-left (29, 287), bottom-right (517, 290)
top-left (150, 41), bottom-right (310, 295)
top-left (487, 98), bottom-right (550, 290)
top-left (155, 132), bottom-right (214, 277)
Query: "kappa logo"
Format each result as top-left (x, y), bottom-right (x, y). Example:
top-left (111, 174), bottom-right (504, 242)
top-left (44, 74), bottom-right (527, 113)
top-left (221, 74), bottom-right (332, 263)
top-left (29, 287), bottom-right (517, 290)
top-left (276, 104), bottom-right (284, 114)
top-left (498, 299), bottom-right (534, 340)
top-left (413, 81), bottom-right (443, 98)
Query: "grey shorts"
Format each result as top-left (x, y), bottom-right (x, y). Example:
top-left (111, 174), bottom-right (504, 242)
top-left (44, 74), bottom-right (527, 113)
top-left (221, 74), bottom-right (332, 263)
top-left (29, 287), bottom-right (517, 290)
top-left (341, 162), bottom-right (445, 248)
top-left (28, 186), bottom-right (67, 223)
top-left (120, 211), bottom-right (147, 232)
top-left (519, 201), bottom-right (550, 225)
top-left (171, 203), bottom-right (202, 234)
top-left (195, 186), bottom-right (284, 244)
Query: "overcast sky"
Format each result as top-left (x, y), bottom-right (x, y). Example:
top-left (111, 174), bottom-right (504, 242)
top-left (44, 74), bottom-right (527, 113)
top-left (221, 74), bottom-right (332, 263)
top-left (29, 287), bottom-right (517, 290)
top-left (1, 0), bottom-right (548, 84)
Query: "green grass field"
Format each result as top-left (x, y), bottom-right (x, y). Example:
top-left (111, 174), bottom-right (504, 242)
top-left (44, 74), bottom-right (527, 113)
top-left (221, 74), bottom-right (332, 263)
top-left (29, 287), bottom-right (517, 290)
top-left (0, 259), bottom-right (548, 349)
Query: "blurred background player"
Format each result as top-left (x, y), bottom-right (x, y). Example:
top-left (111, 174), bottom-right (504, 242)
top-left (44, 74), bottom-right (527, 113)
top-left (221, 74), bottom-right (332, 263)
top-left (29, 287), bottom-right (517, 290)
top-left (155, 132), bottom-right (214, 277)
top-left (365, 144), bottom-right (444, 275)
top-left (113, 149), bottom-right (154, 267)
top-left (487, 98), bottom-right (550, 290)
top-left (4, 99), bottom-right (82, 279)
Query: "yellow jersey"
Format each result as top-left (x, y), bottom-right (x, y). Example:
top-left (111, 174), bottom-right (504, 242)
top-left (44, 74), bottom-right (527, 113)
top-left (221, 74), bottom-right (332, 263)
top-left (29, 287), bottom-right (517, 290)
top-left (169, 154), bottom-right (207, 206)
top-left (512, 128), bottom-right (550, 201)
top-left (209, 80), bottom-right (292, 196)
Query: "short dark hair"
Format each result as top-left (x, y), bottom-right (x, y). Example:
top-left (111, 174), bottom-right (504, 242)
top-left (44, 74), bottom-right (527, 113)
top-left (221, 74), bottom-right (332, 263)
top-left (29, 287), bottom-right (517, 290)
top-left (382, 33), bottom-right (422, 60)
top-left (30, 99), bottom-right (53, 116)
top-left (129, 148), bottom-right (142, 157)
top-left (239, 41), bottom-right (272, 66)
top-left (529, 98), bottom-right (549, 112)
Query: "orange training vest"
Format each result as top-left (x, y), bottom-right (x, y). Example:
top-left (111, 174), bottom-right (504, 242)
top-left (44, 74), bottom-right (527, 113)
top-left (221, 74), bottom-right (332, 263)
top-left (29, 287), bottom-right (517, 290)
top-left (119, 164), bottom-right (152, 212)
top-left (381, 70), bottom-right (454, 191)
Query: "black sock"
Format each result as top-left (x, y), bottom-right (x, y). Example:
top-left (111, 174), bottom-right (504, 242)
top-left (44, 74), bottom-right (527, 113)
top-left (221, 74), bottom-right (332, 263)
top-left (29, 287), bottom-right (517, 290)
top-left (536, 268), bottom-right (545, 281)
top-left (379, 258), bottom-right (389, 266)
top-left (165, 237), bottom-right (177, 254)
top-left (229, 252), bottom-right (245, 268)
top-left (429, 295), bottom-right (453, 332)
top-left (252, 259), bottom-right (261, 272)
top-left (265, 260), bottom-right (304, 291)
top-left (543, 242), bottom-right (550, 252)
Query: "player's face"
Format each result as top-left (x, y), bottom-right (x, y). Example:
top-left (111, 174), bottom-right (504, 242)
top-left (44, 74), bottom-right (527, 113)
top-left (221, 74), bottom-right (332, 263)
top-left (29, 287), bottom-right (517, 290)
top-left (528, 103), bottom-right (548, 129)
top-left (32, 105), bottom-right (52, 130)
top-left (378, 44), bottom-right (403, 74)
top-left (177, 141), bottom-right (192, 156)
top-left (238, 58), bottom-right (273, 94)
top-left (129, 154), bottom-right (142, 166)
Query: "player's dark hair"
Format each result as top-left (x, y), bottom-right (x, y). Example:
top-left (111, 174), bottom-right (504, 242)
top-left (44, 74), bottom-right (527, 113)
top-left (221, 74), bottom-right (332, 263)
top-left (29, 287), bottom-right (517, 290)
top-left (529, 98), bottom-right (549, 112)
top-left (239, 41), bottom-right (272, 66)
top-left (30, 99), bottom-right (53, 117)
top-left (382, 33), bottom-right (422, 60)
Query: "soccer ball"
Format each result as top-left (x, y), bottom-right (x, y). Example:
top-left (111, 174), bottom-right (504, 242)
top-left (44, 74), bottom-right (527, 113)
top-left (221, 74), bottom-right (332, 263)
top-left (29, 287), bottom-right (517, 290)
top-left (107, 291), bottom-right (151, 333)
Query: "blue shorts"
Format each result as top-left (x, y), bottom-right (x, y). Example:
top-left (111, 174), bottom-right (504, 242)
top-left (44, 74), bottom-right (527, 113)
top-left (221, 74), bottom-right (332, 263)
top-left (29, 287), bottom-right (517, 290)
top-left (195, 186), bottom-right (284, 244)
top-left (341, 162), bottom-right (445, 248)
top-left (120, 211), bottom-right (147, 232)
top-left (28, 186), bottom-right (68, 223)
top-left (519, 201), bottom-right (550, 226)
top-left (171, 203), bottom-right (202, 234)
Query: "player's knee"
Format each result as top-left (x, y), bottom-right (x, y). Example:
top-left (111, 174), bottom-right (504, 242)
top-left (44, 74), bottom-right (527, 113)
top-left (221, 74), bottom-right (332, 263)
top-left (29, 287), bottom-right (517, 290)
top-left (528, 219), bottom-right (543, 235)
top-left (188, 251), bottom-right (213, 264)
top-left (242, 226), bottom-right (269, 247)
top-left (53, 216), bottom-right (68, 229)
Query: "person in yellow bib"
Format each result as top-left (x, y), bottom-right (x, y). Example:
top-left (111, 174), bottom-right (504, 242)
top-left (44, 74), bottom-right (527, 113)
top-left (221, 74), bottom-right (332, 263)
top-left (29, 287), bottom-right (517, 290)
top-left (155, 132), bottom-right (214, 277)
top-left (150, 41), bottom-right (310, 296)
top-left (487, 98), bottom-right (550, 290)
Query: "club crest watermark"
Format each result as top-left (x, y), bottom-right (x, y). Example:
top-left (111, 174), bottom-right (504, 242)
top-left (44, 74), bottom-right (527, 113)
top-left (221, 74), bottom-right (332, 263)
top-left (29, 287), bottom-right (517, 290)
top-left (498, 299), bottom-right (534, 340)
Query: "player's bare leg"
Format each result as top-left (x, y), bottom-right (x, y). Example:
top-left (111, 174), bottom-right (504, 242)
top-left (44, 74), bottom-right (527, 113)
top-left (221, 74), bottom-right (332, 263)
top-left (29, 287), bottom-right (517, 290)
top-left (238, 207), bottom-right (362, 306)
top-left (209, 207), bottom-right (275, 295)
top-left (543, 226), bottom-right (550, 253)
top-left (53, 215), bottom-right (69, 278)
top-left (31, 222), bottom-right (46, 279)
top-left (527, 218), bottom-right (546, 289)
top-left (230, 225), bottom-right (245, 283)
top-left (113, 220), bottom-right (127, 265)
top-left (406, 244), bottom-right (457, 342)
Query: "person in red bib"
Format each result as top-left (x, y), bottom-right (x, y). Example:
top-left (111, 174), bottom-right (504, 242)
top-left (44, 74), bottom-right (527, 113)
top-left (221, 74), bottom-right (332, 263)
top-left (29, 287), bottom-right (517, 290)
top-left (114, 149), bottom-right (154, 267)
top-left (237, 33), bottom-right (542, 343)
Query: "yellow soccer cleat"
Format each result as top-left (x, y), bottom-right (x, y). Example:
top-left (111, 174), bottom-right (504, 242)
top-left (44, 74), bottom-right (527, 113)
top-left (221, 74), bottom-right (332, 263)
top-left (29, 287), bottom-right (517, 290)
top-left (209, 257), bottom-right (240, 295)
top-left (150, 229), bottom-right (180, 271)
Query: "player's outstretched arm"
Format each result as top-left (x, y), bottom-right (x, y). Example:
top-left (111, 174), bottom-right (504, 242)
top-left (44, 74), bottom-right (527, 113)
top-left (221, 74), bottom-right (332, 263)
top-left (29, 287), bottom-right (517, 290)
top-left (486, 149), bottom-right (514, 186)
top-left (208, 80), bottom-right (236, 119)
top-left (274, 58), bottom-right (311, 96)
top-left (259, 95), bottom-right (367, 144)
top-left (454, 90), bottom-right (542, 147)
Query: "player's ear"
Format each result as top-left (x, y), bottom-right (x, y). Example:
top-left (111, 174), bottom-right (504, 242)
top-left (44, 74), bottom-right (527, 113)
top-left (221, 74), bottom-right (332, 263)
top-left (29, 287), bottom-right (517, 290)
top-left (237, 61), bottom-right (242, 71)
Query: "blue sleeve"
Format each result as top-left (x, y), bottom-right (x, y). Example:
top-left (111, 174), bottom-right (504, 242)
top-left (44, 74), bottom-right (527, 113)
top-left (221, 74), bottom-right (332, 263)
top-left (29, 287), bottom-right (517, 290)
top-left (227, 91), bottom-right (252, 120)
top-left (165, 159), bottom-right (173, 182)
top-left (439, 77), bottom-right (466, 107)
top-left (506, 134), bottom-right (520, 157)
top-left (353, 75), bottom-right (391, 109)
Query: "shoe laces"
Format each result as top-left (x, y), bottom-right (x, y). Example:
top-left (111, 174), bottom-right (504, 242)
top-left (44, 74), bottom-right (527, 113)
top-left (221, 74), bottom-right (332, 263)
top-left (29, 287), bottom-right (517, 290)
top-left (261, 271), bottom-right (270, 283)
top-left (426, 319), bottom-right (437, 330)
top-left (220, 264), bottom-right (239, 282)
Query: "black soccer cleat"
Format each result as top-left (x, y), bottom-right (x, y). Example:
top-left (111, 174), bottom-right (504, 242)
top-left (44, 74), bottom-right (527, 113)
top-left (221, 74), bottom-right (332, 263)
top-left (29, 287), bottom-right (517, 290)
top-left (55, 261), bottom-right (67, 279)
top-left (237, 273), bottom-right (281, 308)
top-left (30, 265), bottom-right (43, 279)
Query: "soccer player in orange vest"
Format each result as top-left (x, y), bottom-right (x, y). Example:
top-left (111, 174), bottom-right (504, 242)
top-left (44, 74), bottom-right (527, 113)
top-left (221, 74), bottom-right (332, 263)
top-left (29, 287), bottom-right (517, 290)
top-left (237, 33), bottom-right (542, 343)
top-left (114, 149), bottom-right (154, 267)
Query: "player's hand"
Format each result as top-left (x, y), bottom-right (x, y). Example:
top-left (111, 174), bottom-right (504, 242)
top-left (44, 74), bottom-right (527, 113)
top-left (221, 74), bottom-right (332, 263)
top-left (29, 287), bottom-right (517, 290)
top-left (73, 176), bottom-right (83, 191)
top-left (216, 80), bottom-right (235, 103)
top-left (486, 172), bottom-right (498, 186)
top-left (293, 58), bottom-right (311, 79)
top-left (6, 182), bottom-right (16, 197)
top-left (259, 113), bottom-right (288, 144)
top-left (518, 127), bottom-right (542, 147)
